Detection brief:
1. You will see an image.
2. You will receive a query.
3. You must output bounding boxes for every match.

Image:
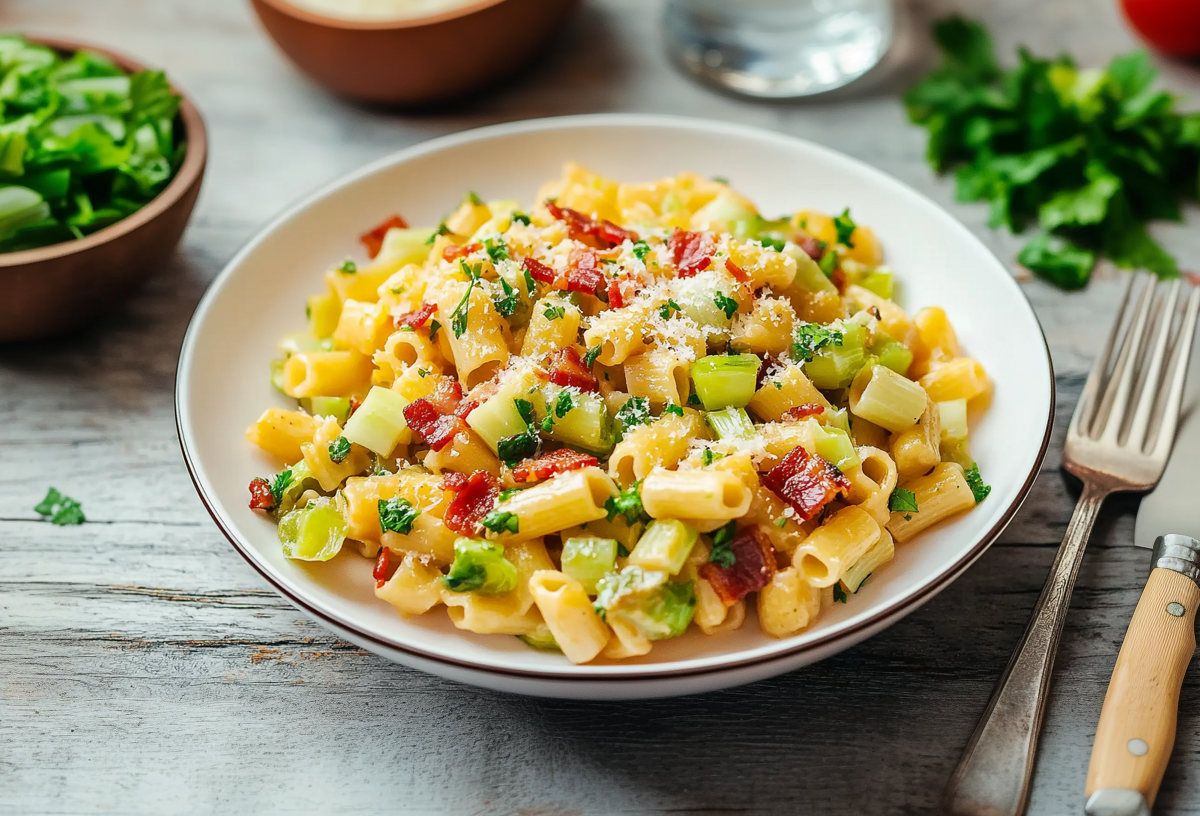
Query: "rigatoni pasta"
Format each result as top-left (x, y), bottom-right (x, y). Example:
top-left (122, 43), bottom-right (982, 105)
top-left (244, 164), bottom-right (994, 663)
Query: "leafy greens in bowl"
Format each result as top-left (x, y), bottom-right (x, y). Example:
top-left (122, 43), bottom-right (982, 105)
top-left (0, 33), bottom-right (185, 253)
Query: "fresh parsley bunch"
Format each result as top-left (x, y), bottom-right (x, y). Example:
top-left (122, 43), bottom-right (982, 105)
top-left (905, 17), bottom-right (1200, 289)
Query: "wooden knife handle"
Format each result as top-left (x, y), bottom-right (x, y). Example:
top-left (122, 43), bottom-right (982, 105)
top-left (1085, 567), bottom-right (1199, 813)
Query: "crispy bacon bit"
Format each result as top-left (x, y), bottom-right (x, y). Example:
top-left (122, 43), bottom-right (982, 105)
top-left (395, 301), bottom-right (437, 329)
top-left (360, 214), bottom-right (409, 259)
top-left (796, 233), bottom-right (826, 261)
top-left (443, 242), bottom-right (482, 262)
top-left (605, 277), bottom-right (632, 309)
top-left (546, 200), bottom-right (639, 248)
top-left (248, 477), bottom-right (275, 511)
top-left (782, 403), bottom-right (825, 421)
top-left (441, 471), bottom-right (468, 492)
top-left (523, 256), bottom-right (557, 284)
top-left (373, 548), bottom-right (390, 588)
top-left (762, 445), bottom-right (851, 522)
top-left (566, 248), bottom-right (605, 297)
top-left (699, 527), bottom-right (777, 606)
top-left (348, 396), bottom-right (362, 417)
top-left (442, 470), bottom-right (500, 536)
top-left (403, 378), bottom-right (472, 451)
top-left (670, 229), bottom-right (715, 278)
top-left (545, 347), bottom-right (599, 393)
top-left (511, 448), bottom-right (599, 483)
top-left (830, 264), bottom-right (846, 293)
top-left (724, 258), bottom-right (750, 283)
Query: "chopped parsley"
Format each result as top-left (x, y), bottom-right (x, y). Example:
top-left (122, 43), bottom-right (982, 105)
top-left (498, 431), bottom-right (539, 465)
top-left (662, 404), bottom-right (683, 417)
top-left (336, 259), bottom-right (357, 274)
top-left (418, 368), bottom-right (430, 378)
top-left (429, 319), bottom-right (441, 341)
top-left (965, 464), bottom-right (992, 503)
top-left (34, 487), bottom-right (85, 526)
top-left (554, 390), bottom-right (575, 418)
top-left (522, 265), bottom-right (537, 294)
top-left (327, 436), bottom-right (351, 464)
top-left (791, 322), bottom-right (844, 362)
top-left (484, 237), bottom-right (509, 263)
top-left (713, 291), bottom-right (739, 319)
top-left (390, 284), bottom-right (407, 295)
top-left (708, 520), bottom-right (738, 568)
top-left (658, 299), bottom-right (681, 320)
top-left (712, 175), bottom-right (730, 185)
top-left (540, 415), bottom-right (554, 433)
top-left (513, 398), bottom-right (536, 426)
top-left (605, 481), bottom-right (649, 526)
top-left (687, 391), bottom-right (702, 407)
top-left (425, 221), bottom-right (450, 244)
top-left (583, 345), bottom-right (603, 368)
top-left (632, 240), bottom-right (651, 261)
top-left (498, 488), bottom-right (524, 503)
top-left (615, 396), bottom-right (653, 432)
top-left (617, 543), bottom-right (631, 558)
top-left (511, 211), bottom-right (531, 226)
top-left (269, 468), bottom-right (294, 506)
top-left (701, 448), bottom-right (725, 467)
top-left (493, 277), bottom-right (520, 318)
top-left (773, 516), bottom-right (787, 528)
top-left (759, 236), bottom-right (786, 252)
top-left (378, 497), bottom-right (420, 535)
top-left (833, 207), bottom-right (857, 247)
top-left (888, 486), bottom-right (919, 514)
top-left (543, 303), bottom-right (567, 321)
top-left (481, 509), bottom-right (520, 535)
top-left (450, 281), bottom-right (473, 337)
top-left (833, 583), bottom-right (848, 603)
top-left (465, 190), bottom-right (484, 206)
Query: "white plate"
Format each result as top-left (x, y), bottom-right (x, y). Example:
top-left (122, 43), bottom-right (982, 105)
top-left (177, 114), bottom-right (1053, 699)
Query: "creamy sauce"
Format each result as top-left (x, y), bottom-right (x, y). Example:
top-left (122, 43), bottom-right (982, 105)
top-left (284, 0), bottom-right (482, 21)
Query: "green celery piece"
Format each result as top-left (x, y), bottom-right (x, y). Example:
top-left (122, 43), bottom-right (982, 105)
top-left (594, 566), bottom-right (695, 641)
top-left (269, 358), bottom-right (288, 395)
top-left (859, 268), bottom-right (893, 299)
top-left (443, 538), bottom-right (519, 596)
top-left (804, 323), bottom-right (866, 389)
top-left (518, 624), bottom-right (562, 652)
top-left (541, 386), bottom-right (616, 456)
top-left (304, 396), bottom-right (352, 422)
top-left (278, 497), bottom-right (347, 562)
top-left (870, 332), bottom-right (914, 377)
top-left (561, 536), bottom-right (618, 594)
top-left (705, 406), bottom-right (755, 440)
top-left (813, 424), bottom-right (859, 470)
top-left (691, 353), bottom-right (759, 410)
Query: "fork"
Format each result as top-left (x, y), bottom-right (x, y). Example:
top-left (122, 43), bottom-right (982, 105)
top-left (943, 273), bottom-right (1200, 816)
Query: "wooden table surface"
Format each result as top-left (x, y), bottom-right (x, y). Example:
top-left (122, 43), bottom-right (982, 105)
top-left (4, 1), bottom-right (1200, 813)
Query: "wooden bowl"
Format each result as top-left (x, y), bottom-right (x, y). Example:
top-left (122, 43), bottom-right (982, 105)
top-left (249, 0), bottom-right (580, 105)
top-left (0, 37), bottom-right (207, 343)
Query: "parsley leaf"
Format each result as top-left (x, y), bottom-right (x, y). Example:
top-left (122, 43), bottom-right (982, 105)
top-left (34, 487), bottom-right (86, 526)
top-left (554, 390), bottom-right (574, 418)
top-left (687, 391), bottom-right (702, 407)
top-left (450, 281), bottom-right (473, 338)
top-left (605, 481), bottom-right (649, 526)
top-left (481, 509), bottom-right (520, 535)
top-left (543, 303), bottom-right (566, 321)
top-left (583, 345), bottom-right (602, 368)
top-left (791, 322), bottom-right (844, 362)
top-left (701, 448), bottom-right (725, 466)
top-left (773, 516), bottom-right (787, 528)
top-left (759, 236), bottom-right (786, 252)
top-left (513, 399), bottom-right (536, 426)
top-left (328, 436), bottom-right (351, 464)
top-left (522, 265), bottom-right (537, 295)
top-left (833, 208), bottom-right (857, 247)
top-left (426, 221), bottom-right (449, 244)
top-left (965, 464), bottom-right (992, 503)
top-left (511, 211), bottom-right (531, 226)
top-left (337, 259), bottom-right (357, 274)
top-left (540, 415), bottom-right (554, 433)
top-left (429, 319), bottom-right (441, 341)
top-left (378, 497), bottom-right (420, 535)
top-left (493, 277), bottom-right (519, 318)
top-left (713, 291), bottom-right (738, 319)
top-left (615, 396), bottom-right (653, 432)
top-left (269, 468), bottom-right (294, 506)
top-left (498, 432), bottom-right (539, 465)
top-left (465, 190), bottom-right (484, 206)
top-left (888, 486), bottom-right (919, 514)
top-left (659, 299), bottom-right (681, 320)
top-left (498, 488), bottom-right (524, 503)
top-left (484, 237), bottom-right (509, 263)
top-left (632, 240), bottom-right (651, 261)
top-left (833, 583), bottom-right (848, 603)
top-left (708, 520), bottom-right (738, 568)
top-left (1017, 233), bottom-right (1095, 290)
top-left (662, 404), bottom-right (683, 417)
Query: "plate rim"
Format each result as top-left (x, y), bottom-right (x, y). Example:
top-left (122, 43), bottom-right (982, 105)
top-left (175, 112), bottom-right (1056, 682)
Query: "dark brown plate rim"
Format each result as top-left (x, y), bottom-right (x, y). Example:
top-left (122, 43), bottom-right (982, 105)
top-left (254, 0), bottom-right (511, 31)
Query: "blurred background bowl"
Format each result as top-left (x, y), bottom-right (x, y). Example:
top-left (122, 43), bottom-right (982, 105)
top-left (249, 0), bottom-right (580, 105)
top-left (0, 36), bottom-right (207, 343)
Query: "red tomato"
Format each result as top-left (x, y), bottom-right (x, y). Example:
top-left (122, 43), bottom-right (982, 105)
top-left (1121, 0), bottom-right (1200, 57)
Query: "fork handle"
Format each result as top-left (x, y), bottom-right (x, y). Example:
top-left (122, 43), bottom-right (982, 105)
top-left (943, 480), bottom-right (1110, 816)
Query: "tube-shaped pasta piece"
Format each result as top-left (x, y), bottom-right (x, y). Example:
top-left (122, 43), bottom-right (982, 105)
top-left (849, 364), bottom-right (927, 434)
top-left (522, 296), bottom-right (583, 359)
top-left (245, 407), bottom-right (320, 463)
top-left (640, 468), bottom-right (752, 521)
top-left (491, 467), bottom-right (618, 542)
top-left (792, 506), bottom-right (881, 588)
top-left (528, 570), bottom-right (611, 664)
top-left (282, 350), bottom-right (373, 398)
top-left (382, 512), bottom-right (457, 565)
top-left (849, 414), bottom-right (890, 449)
top-left (602, 614), bottom-right (653, 659)
top-left (842, 446), bottom-right (898, 527)
top-left (301, 416), bottom-right (372, 492)
top-left (624, 348), bottom-right (691, 409)
top-left (333, 299), bottom-right (392, 356)
top-left (437, 278), bottom-right (511, 389)
top-left (342, 471), bottom-right (448, 542)
top-left (375, 552), bottom-right (444, 617)
top-left (890, 394), bottom-right (941, 480)
top-left (374, 328), bottom-right (439, 381)
top-left (909, 306), bottom-right (961, 379)
top-left (887, 462), bottom-right (976, 542)
top-left (758, 566), bottom-right (823, 637)
top-left (841, 528), bottom-right (894, 593)
top-left (422, 428), bottom-right (501, 476)
top-left (729, 295), bottom-right (796, 356)
top-left (920, 357), bottom-right (989, 403)
top-left (728, 238), bottom-right (797, 290)
top-left (747, 363), bottom-right (832, 422)
top-left (441, 538), bottom-right (554, 634)
top-left (583, 303), bottom-right (652, 366)
top-left (391, 362), bottom-right (444, 402)
top-left (327, 258), bottom-right (403, 303)
top-left (608, 411), bottom-right (706, 486)
top-left (843, 284), bottom-right (912, 347)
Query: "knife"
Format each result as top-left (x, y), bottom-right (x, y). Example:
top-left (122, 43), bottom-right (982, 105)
top-left (1084, 339), bottom-right (1200, 816)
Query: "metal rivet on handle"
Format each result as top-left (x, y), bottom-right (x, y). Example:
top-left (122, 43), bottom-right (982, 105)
top-left (1167, 602), bottom-right (1186, 617)
top-left (1128, 738), bottom-right (1149, 756)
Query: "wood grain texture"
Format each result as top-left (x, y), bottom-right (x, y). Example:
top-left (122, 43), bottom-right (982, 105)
top-left (2, 0), bottom-right (1200, 814)
top-left (1087, 569), bottom-right (1200, 804)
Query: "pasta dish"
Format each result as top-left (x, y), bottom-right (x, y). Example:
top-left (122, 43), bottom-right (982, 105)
top-left (244, 164), bottom-right (992, 663)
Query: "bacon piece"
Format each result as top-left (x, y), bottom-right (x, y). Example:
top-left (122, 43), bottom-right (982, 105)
top-left (443, 242), bottom-right (482, 262)
top-left (441, 471), bottom-right (468, 492)
top-left (442, 470), bottom-right (500, 536)
top-left (348, 396), bottom-right (361, 417)
top-left (395, 301), bottom-right (437, 329)
top-left (511, 448), bottom-right (599, 483)
top-left (669, 229), bottom-right (715, 278)
top-left (360, 214), bottom-right (409, 259)
top-left (699, 527), bottom-right (777, 606)
top-left (761, 445), bottom-right (851, 522)
top-left (546, 200), bottom-right (639, 248)
top-left (403, 378), bottom-right (471, 451)
top-left (248, 477), bottom-right (275, 511)
top-left (830, 264), bottom-right (846, 293)
top-left (605, 277), bottom-right (632, 309)
top-left (545, 346), bottom-right (598, 393)
top-left (523, 256), bottom-right (557, 284)
top-left (796, 234), bottom-right (826, 261)
top-left (566, 248), bottom-right (605, 297)
top-left (373, 548), bottom-right (390, 588)
top-left (724, 258), bottom-right (750, 283)
top-left (782, 403), bottom-right (825, 421)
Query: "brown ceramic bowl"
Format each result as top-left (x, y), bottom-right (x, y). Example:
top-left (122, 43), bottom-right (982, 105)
top-left (0, 36), bottom-right (206, 343)
top-left (249, 0), bottom-right (579, 105)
